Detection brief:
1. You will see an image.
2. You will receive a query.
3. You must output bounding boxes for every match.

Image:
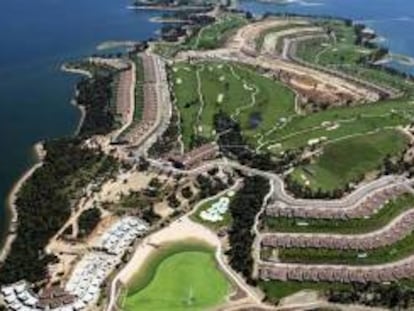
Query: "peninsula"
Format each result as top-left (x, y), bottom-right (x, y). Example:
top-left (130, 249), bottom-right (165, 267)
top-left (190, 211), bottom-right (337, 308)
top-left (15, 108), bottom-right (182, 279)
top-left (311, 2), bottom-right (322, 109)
top-left (2, 4), bottom-right (414, 311)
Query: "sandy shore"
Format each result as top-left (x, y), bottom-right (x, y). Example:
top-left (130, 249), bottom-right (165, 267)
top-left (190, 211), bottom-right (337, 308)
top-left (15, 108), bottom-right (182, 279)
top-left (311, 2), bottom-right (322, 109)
top-left (117, 216), bottom-right (220, 284)
top-left (61, 64), bottom-right (92, 136)
top-left (0, 143), bottom-right (45, 263)
top-left (149, 16), bottom-right (189, 23)
top-left (127, 5), bottom-right (207, 11)
top-left (96, 41), bottom-right (138, 51)
top-left (72, 98), bottom-right (86, 136)
top-left (61, 64), bottom-right (92, 78)
top-left (0, 63), bottom-right (90, 263)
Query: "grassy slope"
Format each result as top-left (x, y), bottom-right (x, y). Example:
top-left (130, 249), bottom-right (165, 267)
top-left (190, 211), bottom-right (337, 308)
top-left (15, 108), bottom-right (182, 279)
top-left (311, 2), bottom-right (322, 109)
top-left (265, 193), bottom-right (414, 234)
top-left (124, 242), bottom-right (229, 311)
top-left (289, 129), bottom-right (408, 191)
top-left (263, 98), bottom-right (414, 152)
top-left (259, 280), bottom-right (350, 302)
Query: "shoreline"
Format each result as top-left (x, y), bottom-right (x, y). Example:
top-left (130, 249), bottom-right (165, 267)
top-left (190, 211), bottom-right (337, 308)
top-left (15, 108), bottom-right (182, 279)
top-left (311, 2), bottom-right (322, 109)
top-left (60, 63), bottom-right (93, 79)
top-left (149, 16), bottom-right (190, 24)
top-left (0, 143), bottom-right (45, 263)
top-left (71, 96), bottom-right (86, 136)
top-left (0, 64), bottom-right (90, 263)
top-left (97, 40), bottom-right (138, 51)
top-left (62, 63), bottom-right (92, 136)
top-left (127, 5), bottom-right (208, 11)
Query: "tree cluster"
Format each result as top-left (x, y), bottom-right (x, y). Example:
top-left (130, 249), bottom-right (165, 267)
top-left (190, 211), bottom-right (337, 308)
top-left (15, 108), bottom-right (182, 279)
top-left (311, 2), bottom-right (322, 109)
top-left (148, 108), bottom-right (180, 157)
top-left (213, 111), bottom-right (299, 172)
top-left (195, 174), bottom-right (228, 199)
top-left (226, 176), bottom-right (270, 283)
top-left (77, 207), bottom-right (102, 239)
top-left (328, 282), bottom-right (414, 309)
top-left (0, 138), bottom-right (118, 284)
top-left (284, 174), bottom-right (352, 199)
top-left (77, 71), bottom-right (116, 137)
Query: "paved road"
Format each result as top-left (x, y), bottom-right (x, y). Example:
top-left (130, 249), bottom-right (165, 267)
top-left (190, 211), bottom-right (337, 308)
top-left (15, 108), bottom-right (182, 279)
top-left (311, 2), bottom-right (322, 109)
top-left (149, 158), bottom-right (411, 210)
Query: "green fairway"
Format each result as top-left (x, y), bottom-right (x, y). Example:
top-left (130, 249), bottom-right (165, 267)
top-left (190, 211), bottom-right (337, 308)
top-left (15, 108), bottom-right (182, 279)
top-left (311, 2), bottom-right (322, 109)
top-left (289, 129), bottom-right (408, 191)
top-left (171, 61), bottom-right (296, 150)
top-left (265, 193), bottom-right (414, 234)
top-left (123, 242), bottom-right (230, 311)
top-left (261, 98), bottom-right (414, 153)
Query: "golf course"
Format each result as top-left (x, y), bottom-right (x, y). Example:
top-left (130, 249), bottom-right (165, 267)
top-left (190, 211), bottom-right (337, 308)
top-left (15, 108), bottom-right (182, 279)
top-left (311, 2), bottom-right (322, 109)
top-left (171, 61), bottom-right (296, 150)
top-left (171, 57), bottom-right (413, 192)
top-left (122, 241), bottom-right (230, 311)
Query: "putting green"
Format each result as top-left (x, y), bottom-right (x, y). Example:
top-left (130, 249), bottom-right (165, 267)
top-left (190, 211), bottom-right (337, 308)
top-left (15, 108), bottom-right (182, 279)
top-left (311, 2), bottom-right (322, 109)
top-left (123, 248), bottom-right (230, 311)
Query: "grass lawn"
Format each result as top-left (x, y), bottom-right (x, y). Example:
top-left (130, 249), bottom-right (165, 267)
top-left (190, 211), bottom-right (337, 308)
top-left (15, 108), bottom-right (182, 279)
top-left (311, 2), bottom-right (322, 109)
top-left (278, 230), bottom-right (414, 266)
top-left (123, 241), bottom-right (230, 311)
top-left (289, 129), bottom-right (408, 192)
top-left (171, 61), bottom-right (296, 150)
top-left (265, 193), bottom-right (414, 234)
top-left (334, 64), bottom-right (414, 95)
top-left (259, 280), bottom-right (350, 302)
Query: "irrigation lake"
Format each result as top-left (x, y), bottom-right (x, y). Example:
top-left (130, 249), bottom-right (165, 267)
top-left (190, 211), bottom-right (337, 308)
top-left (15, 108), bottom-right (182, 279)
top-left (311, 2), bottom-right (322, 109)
top-left (0, 0), bottom-right (414, 247)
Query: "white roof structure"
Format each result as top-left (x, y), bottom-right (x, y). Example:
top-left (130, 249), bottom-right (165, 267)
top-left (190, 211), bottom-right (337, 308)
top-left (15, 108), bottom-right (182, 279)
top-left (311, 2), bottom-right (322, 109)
top-left (200, 196), bottom-right (230, 223)
top-left (2, 286), bottom-right (15, 296)
top-left (1, 217), bottom-right (148, 311)
top-left (65, 217), bottom-right (148, 308)
top-left (1, 282), bottom-right (39, 311)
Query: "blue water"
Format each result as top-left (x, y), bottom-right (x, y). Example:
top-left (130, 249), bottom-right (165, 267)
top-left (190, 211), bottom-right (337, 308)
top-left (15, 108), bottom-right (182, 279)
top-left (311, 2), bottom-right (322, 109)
top-left (0, 0), bottom-right (163, 241)
top-left (240, 0), bottom-right (414, 73)
top-left (1, 0), bottom-right (414, 243)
